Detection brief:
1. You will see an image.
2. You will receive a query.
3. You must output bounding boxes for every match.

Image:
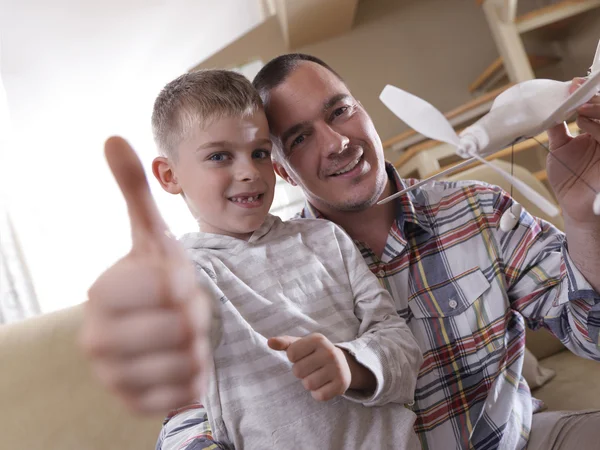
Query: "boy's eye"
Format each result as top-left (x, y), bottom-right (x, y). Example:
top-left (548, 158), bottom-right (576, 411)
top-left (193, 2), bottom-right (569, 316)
top-left (208, 153), bottom-right (229, 162)
top-left (253, 149), bottom-right (271, 159)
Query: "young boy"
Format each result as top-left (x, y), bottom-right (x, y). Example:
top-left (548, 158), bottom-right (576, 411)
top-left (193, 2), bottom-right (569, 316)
top-left (83, 70), bottom-right (422, 449)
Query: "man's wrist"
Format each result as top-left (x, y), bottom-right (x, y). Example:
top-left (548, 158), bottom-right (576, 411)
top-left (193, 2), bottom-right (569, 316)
top-left (564, 216), bottom-right (600, 293)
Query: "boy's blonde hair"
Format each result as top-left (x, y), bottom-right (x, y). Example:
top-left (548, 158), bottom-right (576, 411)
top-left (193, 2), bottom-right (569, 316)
top-left (151, 69), bottom-right (264, 159)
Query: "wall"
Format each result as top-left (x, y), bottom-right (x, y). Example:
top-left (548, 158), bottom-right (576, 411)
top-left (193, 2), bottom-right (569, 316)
top-left (194, 0), bottom-right (600, 149)
top-left (195, 0), bottom-right (500, 143)
top-left (195, 14), bottom-right (287, 70)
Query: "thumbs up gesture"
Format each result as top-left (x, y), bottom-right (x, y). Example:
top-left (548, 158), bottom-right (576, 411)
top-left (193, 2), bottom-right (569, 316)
top-left (268, 334), bottom-right (353, 402)
top-left (80, 137), bottom-right (212, 414)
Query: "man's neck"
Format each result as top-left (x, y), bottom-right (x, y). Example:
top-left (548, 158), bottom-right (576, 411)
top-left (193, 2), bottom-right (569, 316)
top-left (318, 180), bottom-right (397, 258)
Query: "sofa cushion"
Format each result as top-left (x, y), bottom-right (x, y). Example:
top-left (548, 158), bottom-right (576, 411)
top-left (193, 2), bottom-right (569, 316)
top-left (526, 327), bottom-right (566, 361)
top-left (523, 347), bottom-right (556, 389)
top-left (0, 304), bottom-right (162, 450)
top-left (533, 350), bottom-right (600, 411)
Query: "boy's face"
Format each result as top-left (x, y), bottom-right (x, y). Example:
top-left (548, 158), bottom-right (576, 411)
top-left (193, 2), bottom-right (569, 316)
top-left (170, 111), bottom-right (275, 239)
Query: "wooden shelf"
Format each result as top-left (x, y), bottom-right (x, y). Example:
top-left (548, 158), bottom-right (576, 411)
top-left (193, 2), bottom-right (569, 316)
top-left (516, 0), bottom-right (600, 33)
top-left (469, 54), bottom-right (561, 93)
top-left (533, 169), bottom-right (548, 181)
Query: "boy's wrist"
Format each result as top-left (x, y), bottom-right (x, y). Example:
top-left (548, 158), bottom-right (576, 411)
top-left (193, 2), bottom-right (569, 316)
top-left (341, 349), bottom-right (376, 393)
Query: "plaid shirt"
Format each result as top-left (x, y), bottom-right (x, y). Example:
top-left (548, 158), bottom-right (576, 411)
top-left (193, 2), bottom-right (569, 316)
top-left (157, 163), bottom-right (600, 450)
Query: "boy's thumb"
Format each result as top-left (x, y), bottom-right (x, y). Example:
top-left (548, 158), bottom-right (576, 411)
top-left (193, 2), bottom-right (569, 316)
top-left (268, 335), bottom-right (299, 351)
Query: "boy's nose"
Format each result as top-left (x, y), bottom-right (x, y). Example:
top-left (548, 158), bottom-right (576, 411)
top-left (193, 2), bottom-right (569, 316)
top-left (236, 162), bottom-right (261, 182)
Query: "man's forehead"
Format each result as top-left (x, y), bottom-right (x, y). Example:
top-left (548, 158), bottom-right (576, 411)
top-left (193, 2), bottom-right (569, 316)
top-left (275, 61), bottom-right (347, 98)
top-left (268, 62), bottom-right (350, 130)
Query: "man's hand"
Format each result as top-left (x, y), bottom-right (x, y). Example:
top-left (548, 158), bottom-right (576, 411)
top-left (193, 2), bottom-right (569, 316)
top-left (547, 78), bottom-right (600, 225)
top-left (268, 333), bottom-right (375, 401)
top-left (79, 136), bottom-right (212, 415)
top-left (546, 79), bottom-right (600, 292)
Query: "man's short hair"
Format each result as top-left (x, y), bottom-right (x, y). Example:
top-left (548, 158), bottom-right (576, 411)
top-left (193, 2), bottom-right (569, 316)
top-left (152, 69), bottom-right (263, 158)
top-left (252, 53), bottom-right (343, 110)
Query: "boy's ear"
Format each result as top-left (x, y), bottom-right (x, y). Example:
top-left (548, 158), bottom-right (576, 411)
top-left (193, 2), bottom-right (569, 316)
top-left (152, 156), bottom-right (182, 195)
top-left (273, 161), bottom-right (297, 186)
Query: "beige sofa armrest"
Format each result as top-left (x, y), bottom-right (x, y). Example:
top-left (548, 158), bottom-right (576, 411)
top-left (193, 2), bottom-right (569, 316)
top-left (0, 304), bottom-right (162, 450)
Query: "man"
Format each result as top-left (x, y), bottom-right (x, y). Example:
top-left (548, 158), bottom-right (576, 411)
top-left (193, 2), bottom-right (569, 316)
top-left (82, 54), bottom-right (600, 449)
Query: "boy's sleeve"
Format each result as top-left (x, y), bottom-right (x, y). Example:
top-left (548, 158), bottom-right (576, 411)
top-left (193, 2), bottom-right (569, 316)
top-left (156, 403), bottom-right (223, 450)
top-left (330, 225), bottom-right (423, 407)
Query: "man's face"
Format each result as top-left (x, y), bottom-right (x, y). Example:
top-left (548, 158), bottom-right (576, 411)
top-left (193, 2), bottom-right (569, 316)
top-left (173, 111), bottom-right (276, 239)
top-left (267, 61), bottom-right (388, 213)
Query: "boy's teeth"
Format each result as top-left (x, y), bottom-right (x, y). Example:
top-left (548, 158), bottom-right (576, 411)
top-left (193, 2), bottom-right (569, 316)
top-left (231, 195), bottom-right (260, 203)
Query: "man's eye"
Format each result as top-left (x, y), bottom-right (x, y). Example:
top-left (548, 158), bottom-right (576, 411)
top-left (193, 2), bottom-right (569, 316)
top-left (333, 106), bottom-right (349, 118)
top-left (291, 135), bottom-right (305, 148)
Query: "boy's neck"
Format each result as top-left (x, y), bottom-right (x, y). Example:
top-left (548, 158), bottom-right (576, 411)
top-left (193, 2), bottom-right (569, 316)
top-left (197, 224), bottom-right (254, 241)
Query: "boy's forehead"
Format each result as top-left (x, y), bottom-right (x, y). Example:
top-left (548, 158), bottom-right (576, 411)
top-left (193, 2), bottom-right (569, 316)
top-left (186, 112), bottom-right (270, 148)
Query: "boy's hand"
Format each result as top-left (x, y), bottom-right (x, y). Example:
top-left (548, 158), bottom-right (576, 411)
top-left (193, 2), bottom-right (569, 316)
top-left (79, 136), bottom-right (212, 415)
top-left (268, 333), bottom-right (353, 401)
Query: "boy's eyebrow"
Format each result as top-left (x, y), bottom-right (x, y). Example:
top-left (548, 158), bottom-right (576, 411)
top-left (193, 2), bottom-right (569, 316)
top-left (197, 138), bottom-right (273, 151)
top-left (197, 140), bottom-right (231, 150)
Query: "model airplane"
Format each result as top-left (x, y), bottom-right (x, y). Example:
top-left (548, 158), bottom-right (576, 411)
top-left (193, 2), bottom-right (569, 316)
top-left (379, 39), bottom-right (600, 231)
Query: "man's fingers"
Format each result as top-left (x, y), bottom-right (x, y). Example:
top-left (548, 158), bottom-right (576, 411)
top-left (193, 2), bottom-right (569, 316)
top-left (578, 102), bottom-right (600, 120)
top-left (268, 335), bottom-right (300, 352)
top-left (104, 136), bottom-right (170, 245)
top-left (577, 116), bottom-right (600, 142)
top-left (547, 122), bottom-right (572, 151)
top-left (569, 77), bottom-right (586, 94)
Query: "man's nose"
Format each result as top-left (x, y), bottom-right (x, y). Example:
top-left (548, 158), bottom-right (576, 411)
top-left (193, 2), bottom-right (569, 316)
top-left (317, 123), bottom-right (350, 158)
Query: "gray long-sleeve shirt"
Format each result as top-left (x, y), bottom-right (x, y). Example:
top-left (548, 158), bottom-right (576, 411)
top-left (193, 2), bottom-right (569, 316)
top-left (177, 214), bottom-right (423, 449)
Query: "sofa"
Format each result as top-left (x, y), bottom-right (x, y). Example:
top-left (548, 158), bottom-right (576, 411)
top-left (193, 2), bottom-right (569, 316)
top-left (0, 305), bottom-right (162, 450)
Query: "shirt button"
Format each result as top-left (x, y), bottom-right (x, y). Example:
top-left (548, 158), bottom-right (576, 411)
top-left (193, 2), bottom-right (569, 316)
top-left (449, 299), bottom-right (458, 309)
top-left (377, 269), bottom-right (385, 277)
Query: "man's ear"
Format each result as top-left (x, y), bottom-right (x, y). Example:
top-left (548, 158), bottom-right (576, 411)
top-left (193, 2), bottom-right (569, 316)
top-left (152, 156), bottom-right (182, 195)
top-left (273, 161), bottom-right (297, 186)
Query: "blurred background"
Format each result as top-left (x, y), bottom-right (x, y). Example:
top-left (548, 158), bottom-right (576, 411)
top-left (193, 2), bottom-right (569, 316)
top-left (1, 0), bottom-right (599, 318)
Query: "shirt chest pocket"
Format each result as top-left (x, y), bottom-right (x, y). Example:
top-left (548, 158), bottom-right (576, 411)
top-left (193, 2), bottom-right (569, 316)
top-left (408, 269), bottom-right (503, 375)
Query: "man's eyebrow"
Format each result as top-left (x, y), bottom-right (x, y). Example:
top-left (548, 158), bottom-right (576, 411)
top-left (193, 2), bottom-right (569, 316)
top-left (323, 94), bottom-right (351, 112)
top-left (281, 121), bottom-right (310, 148)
